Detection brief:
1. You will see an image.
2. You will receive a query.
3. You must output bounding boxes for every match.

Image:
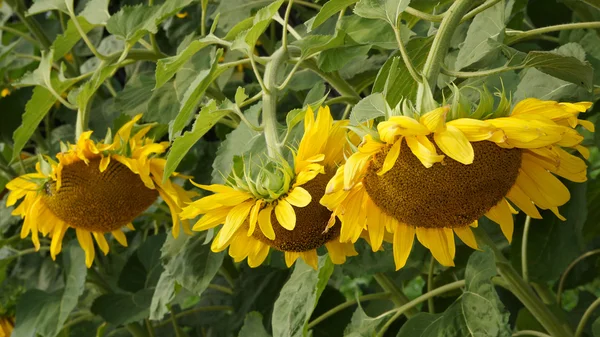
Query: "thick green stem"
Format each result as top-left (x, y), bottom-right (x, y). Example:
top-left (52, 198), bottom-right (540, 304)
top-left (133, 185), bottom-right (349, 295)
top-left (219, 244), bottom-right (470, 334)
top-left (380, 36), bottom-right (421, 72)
top-left (373, 273), bottom-right (418, 317)
top-left (474, 229), bottom-right (574, 337)
top-left (416, 0), bottom-right (472, 111)
top-left (262, 48), bottom-right (288, 157)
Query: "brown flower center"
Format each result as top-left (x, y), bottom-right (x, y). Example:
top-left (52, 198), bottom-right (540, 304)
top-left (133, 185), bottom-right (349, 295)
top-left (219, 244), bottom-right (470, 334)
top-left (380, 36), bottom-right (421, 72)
top-left (43, 158), bottom-right (158, 232)
top-left (252, 171), bottom-right (341, 252)
top-left (363, 139), bottom-right (522, 229)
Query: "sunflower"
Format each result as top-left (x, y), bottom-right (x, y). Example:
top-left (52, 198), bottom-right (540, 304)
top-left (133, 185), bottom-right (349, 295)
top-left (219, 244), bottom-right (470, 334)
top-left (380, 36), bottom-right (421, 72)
top-left (5, 115), bottom-right (190, 267)
top-left (0, 316), bottom-right (13, 337)
top-left (180, 106), bottom-right (358, 269)
top-left (321, 97), bottom-right (593, 269)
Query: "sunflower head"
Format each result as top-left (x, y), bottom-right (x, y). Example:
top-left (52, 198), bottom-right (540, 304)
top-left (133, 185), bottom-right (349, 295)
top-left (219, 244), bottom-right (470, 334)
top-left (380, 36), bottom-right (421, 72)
top-left (0, 316), bottom-right (14, 337)
top-left (181, 106), bottom-right (358, 269)
top-left (5, 115), bottom-right (191, 267)
top-left (322, 92), bottom-right (593, 270)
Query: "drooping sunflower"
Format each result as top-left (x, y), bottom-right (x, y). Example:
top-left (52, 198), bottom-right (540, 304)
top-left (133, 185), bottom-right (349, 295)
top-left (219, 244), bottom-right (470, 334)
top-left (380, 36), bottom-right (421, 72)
top-left (5, 115), bottom-right (190, 267)
top-left (321, 97), bottom-right (593, 269)
top-left (180, 106), bottom-right (358, 269)
top-left (0, 316), bottom-right (13, 337)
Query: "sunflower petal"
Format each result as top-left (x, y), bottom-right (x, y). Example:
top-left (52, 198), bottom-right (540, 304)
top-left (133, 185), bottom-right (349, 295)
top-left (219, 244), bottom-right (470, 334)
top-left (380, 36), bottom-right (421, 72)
top-left (275, 200), bottom-right (296, 230)
top-left (485, 199), bottom-right (514, 242)
top-left (377, 140), bottom-right (402, 176)
top-left (393, 223), bottom-right (415, 270)
top-left (454, 226), bottom-right (478, 250)
top-left (416, 227), bottom-right (455, 267)
top-left (285, 187), bottom-right (311, 207)
top-left (76, 229), bottom-right (95, 268)
top-left (258, 205), bottom-right (276, 240)
top-left (434, 125), bottom-right (474, 165)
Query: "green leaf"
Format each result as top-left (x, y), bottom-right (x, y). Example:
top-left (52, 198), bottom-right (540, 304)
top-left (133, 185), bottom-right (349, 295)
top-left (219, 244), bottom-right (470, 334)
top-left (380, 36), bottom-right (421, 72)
top-left (213, 0), bottom-right (273, 31)
top-left (353, 0), bottom-right (410, 26)
top-left (149, 272), bottom-right (176, 320)
top-left (211, 103), bottom-right (262, 184)
top-left (235, 86), bottom-right (249, 106)
top-left (170, 49), bottom-right (226, 139)
top-left (230, 0), bottom-right (284, 54)
top-left (13, 243), bottom-right (86, 337)
top-left (372, 36), bottom-right (433, 106)
top-left (52, 17), bottom-right (95, 61)
top-left (239, 312), bottom-right (271, 337)
top-left (12, 76), bottom-right (77, 161)
top-left (146, 81), bottom-right (180, 124)
top-left (272, 257), bottom-right (334, 337)
top-left (397, 248), bottom-right (511, 337)
top-left (292, 31), bottom-right (352, 60)
top-left (106, 5), bottom-right (160, 42)
top-left (592, 316), bottom-right (600, 337)
top-left (343, 302), bottom-right (387, 336)
top-left (311, 0), bottom-right (359, 30)
top-left (318, 44), bottom-right (372, 73)
top-left (155, 35), bottom-right (222, 89)
top-left (163, 235), bottom-right (225, 296)
top-left (79, 0), bottom-right (110, 25)
top-left (91, 289), bottom-right (154, 325)
top-left (523, 49), bottom-right (594, 90)
top-left (26, 0), bottom-right (70, 15)
top-left (164, 100), bottom-right (228, 180)
top-left (115, 73), bottom-right (155, 116)
top-left (74, 63), bottom-right (120, 113)
top-left (350, 92), bottom-right (388, 124)
top-left (455, 1), bottom-right (505, 70)
top-left (339, 15), bottom-right (401, 50)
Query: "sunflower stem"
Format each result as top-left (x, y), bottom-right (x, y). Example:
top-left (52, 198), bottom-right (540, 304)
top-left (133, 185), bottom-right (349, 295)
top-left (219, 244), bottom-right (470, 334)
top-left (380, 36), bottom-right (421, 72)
top-left (427, 255), bottom-right (436, 313)
top-left (575, 296), bottom-right (600, 337)
top-left (307, 292), bottom-right (391, 329)
top-left (474, 228), bottom-right (575, 337)
top-left (521, 215), bottom-right (531, 282)
top-left (557, 249), bottom-right (600, 305)
top-left (262, 48), bottom-right (288, 157)
top-left (416, 0), bottom-right (472, 111)
top-left (373, 273), bottom-right (418, 317)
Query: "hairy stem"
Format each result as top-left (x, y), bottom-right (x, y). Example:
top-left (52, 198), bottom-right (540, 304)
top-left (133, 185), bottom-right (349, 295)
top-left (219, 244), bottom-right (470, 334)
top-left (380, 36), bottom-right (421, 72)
top-left (262, 48), bottom-right (288, 157)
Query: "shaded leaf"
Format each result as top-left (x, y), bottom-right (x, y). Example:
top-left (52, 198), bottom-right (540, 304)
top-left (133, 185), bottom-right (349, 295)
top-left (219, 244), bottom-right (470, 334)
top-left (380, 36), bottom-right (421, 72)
top-left (239, 312), bottom-right (271, 337)
top-left (52, 17), bottom-right (95, 61)
top-left (343, 302), bottom-right (387, 336)
top-left (91, 289), bottom-right (154, 326)
top-left (353, 0), bottom-right (410, 26)
top-left (311, 0), bottom-right (359, 30)
top-left (230, 0), bottom-right (284, 54)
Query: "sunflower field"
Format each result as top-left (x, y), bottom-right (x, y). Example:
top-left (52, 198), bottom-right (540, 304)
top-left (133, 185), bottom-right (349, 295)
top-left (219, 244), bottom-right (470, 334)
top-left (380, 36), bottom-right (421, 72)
top-left (2, 0), bottom-right (600, 336)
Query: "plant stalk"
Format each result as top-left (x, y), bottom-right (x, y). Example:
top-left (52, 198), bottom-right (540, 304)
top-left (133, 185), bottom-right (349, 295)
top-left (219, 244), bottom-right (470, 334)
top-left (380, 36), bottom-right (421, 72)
top-left (474, 228), bottom-right (574, 337)
top-left (373, 273), bottom-right (418, 317)
top-left (416, 0), bottom-right (472, 111)
top-left (262, 48), bottom-right (288, 157)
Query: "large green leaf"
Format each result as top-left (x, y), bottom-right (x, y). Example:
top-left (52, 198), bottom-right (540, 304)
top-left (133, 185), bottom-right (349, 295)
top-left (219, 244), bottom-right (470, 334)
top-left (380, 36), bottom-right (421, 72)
top-left (230, 0), bottom-right (284, 55)
top-left (349, 92), bottom-right (388, 124)
top-left (353, 0), bottom-right (410, 26)
top-left (343, 302), bottom-right (387, 336)
top-left (91, 289), bottom-right (154, 325)
top-left (397, 249), bottom-right (511, 337)
top-left (213, 0), bottom-right (272, 31)
top-left (13, 244), bottom-right (86, 337)
top-left (272, 257), bottom-right (334, 337)
top-left (164, 100), bottom-right (229, 181)
top-left (372, 36), bottom-right (433, 106)
top-left (339, 15), bottom-right (401, 50)
top-left (26, 0), bottom-right (70, 15)
top-left (239, 312), bottom-right (271, 337)
top-left (310, 0), bottom-right (360, 30)
top-left (52, 17), bottom-right (95, 61)
top-left (155, 35), bottom-right (222, 89)
top-left (523, 49), bottom-right (594, 90)
top-left (455, 0), bottom-right (505, 70)
top-left (170, 49), bottom-right (225, 139)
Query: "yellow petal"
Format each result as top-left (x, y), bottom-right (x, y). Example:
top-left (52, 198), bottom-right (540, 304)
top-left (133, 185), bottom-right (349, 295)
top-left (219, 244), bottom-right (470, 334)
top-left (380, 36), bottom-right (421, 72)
top-left (485, 199), bottom-right (514, 242)
top-left (192, 208), bottom-right (229, 231)
top-left (275, 200), bottom-right (296, 230)
top-left (506, 184), bottom-right (542, 219)
top-left (416, 227), bottom-right (455, 267)
top-left (405, 136), bottom-right (444, 168)
top-left (93, 232), bottom-right (110, 255)
top-left (301, 250), bottom-right (319, 270)
top-left (215, 200), bottom-right (254, 248)
top-left (578, 119), bottom-right (595, 132)
top-left (285, 187), bottom-right (311, 207)
top-left (112, 229), bottom-right (128, 247)
top-left (50, 223), bottom-right (68, 260)
top-left (433, 125), bottom-right (474, 165)
top-left (447, 119), bottom-right (497, 142)
top-left (520, 159), bottom-right (570, 206)
top-left (248, 241), bottom-right (269, 268)
top-left (76, 228), bottom-right (95, 268)
top-left (99, 156), bottom-right (110, 172)
top-left (419, 106), bottom-right (449, 133)
top-left (393, 223), bottom-right (415, 270)
top-left (366, 197), bottom-right (385, 251)
top-left (188, 181), bottom-right (235, 193)
top-left (247, 200), bottom-right (263, 236)
top-left (576, 145), bottom-right (590, 159)
top-left (454, 226), bottom-right (478, 250)
top-left (258, 205), bottom-right (276, 240)
top-left (377, 139), bottom-right (401, 176)
top-left (285, 251), bottom-right (301, 268)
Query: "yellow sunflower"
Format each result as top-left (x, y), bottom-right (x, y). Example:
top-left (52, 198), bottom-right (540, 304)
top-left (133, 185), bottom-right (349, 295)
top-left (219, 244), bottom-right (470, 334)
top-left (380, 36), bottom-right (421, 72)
top-left (321, 98), bottom-right (593, 269)
top-left (180, 106), bottom-right (358, 269)
top-left (0, 316), bottom-right (13, 337)
top-left (5, 115), bottom-right (190, 267)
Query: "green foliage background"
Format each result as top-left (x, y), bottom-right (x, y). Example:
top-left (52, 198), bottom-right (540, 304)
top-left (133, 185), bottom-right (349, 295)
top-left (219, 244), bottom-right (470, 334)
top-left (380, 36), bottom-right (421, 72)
top-left (0, 0), bottom-right (600, 336)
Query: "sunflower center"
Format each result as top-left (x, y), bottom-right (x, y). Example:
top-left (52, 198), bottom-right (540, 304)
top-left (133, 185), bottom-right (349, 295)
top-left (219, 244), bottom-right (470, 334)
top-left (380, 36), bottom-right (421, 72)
top-left (363, 139), bottom-right (522, 229)
top-left (252, 171), bottom-right (341, 252)
top-left (42, 158), bottom-right (158, 232)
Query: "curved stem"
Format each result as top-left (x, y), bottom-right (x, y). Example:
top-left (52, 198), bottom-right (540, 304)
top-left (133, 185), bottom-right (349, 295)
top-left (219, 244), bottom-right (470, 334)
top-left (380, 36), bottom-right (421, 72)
top-left (404, 6), bottom-right (443, 22)
top-left (282, 0), bottom-right (294, 52)
top-left (557, 249), bottom-right (600, 305)
top-left (276, 61), bottom-right (302, 91)
top-left (521, 216), bottom-right (532, 282)
top-left (416, 0), bottom-right (472, 111)
top-left (512, 331), bottom-right (552, 337)
top-left (373, 274), bottom-right (417, 317)
top-left (378, 280), bottom-right (466, 336)
top-left (441, 65), bottom-right (523, 78)
top-left (506, 22), bottom-right (600, 45)
top-left (575, 297), bottom-right (600, 337)
top-left (262, 48), bottom-right (288, 157)
top-left (0, 25), bottom-right (42, 47)
top-left (461, 0), bottom-right (501, 23)
top-left (307, 292), bottom-right (391, 329)
top-left (393, 23), bottom-right (421, 84)
top-left (427, 255), bottom-right (436, 313)
top-left (153, 306), bottom-right (234, 328)
top-left (207, 284), bottom-right (234, 295)
top-left (68, 8), bottom-right (106, 61)
top-left (474, 228), bottom-right (575, 337)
